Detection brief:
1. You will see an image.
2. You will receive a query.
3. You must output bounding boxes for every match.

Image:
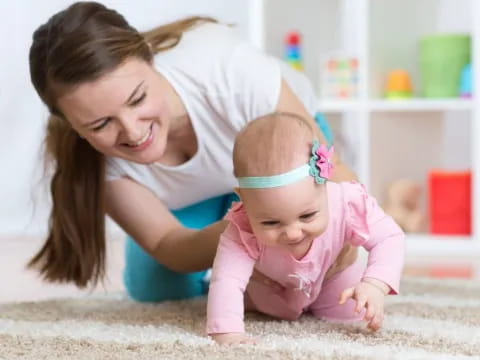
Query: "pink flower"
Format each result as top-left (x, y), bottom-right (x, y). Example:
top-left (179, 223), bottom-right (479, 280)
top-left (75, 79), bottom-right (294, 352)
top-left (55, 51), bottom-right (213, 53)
top-left (315, 144), bottom-right (334, 180)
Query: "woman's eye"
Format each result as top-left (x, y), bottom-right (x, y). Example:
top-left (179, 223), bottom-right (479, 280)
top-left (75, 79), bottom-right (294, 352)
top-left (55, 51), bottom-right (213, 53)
top-left (130, 92), bottom-right (146, 106)
top-left (300, 212), bottom-right (317, 220)
top-left (93, 117), bottom-right (112, 131)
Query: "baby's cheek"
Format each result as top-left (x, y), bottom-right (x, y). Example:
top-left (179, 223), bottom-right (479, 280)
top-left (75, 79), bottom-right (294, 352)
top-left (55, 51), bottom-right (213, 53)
top-left (311, 219), bottom-right (328, 236)
top-left (255, 230), bottom-right (279, 247)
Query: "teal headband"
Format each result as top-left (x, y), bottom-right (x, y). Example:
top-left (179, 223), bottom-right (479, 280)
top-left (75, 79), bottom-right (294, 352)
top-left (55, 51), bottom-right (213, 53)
top-left (238, 164), bottom-right (310, 188)
top-left (236, 140), bottom-right (334, 189)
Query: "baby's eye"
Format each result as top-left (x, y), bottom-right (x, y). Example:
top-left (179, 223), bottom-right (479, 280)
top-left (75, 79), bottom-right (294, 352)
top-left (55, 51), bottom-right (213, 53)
top-left (299, 211), bottom-right (317, 220)
top-left (261, 220), bottom-right (280, 226)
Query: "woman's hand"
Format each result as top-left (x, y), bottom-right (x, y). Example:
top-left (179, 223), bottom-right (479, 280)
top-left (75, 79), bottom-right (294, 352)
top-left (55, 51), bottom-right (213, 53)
top-left (338, 278), bottom-right (389, 331)
top-left (210, 332), bottom-right (257, 345)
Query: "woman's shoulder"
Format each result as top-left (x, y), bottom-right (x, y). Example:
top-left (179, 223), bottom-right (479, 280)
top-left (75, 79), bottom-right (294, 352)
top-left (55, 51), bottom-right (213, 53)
top-left (158, 22), bottom-right (243, 63)
top-left (185, 22), bottom-right (241, 43)
top-left (153, 22), bottom-right (251, 94)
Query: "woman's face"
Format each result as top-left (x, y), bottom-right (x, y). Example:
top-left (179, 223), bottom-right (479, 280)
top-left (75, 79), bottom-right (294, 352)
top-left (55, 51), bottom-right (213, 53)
top-left (57, 58), bottom-right (183, 164)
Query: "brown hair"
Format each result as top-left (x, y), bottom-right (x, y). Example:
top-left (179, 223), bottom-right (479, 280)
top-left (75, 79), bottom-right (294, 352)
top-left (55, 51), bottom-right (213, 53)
top-left (233, 112), bottom-right (316, 178)
top-left (28, 1), bottom-right (214, 287)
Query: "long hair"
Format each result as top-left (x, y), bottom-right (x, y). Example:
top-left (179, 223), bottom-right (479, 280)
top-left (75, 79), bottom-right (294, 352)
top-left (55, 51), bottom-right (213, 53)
top-left (28, 1), bottom-right (214, 287)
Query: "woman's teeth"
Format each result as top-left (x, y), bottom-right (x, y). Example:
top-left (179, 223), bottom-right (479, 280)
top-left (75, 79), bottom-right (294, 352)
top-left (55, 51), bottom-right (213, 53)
top-left (128, 127), bottom-right (151, 147)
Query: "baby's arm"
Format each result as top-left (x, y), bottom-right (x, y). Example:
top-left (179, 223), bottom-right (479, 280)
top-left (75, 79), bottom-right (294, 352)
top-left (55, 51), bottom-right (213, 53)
top-left (339, 183), bottom-right (405, 330)
top-left (339, 277), bottom-right (390, 331)
top-left (206, 225), bottom-right (257, 345)
top-left (361, 215), bottom-right (405, 296)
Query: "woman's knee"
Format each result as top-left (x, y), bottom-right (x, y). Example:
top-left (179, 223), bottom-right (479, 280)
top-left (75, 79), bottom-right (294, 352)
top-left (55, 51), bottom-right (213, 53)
top-left (123, 238), bottom-right (207, 302)
top-left (123, 193), bottom-right (238, 302)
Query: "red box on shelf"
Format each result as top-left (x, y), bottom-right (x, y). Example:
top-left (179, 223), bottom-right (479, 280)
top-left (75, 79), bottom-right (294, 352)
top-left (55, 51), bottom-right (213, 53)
top-left (428, 170), bottom-right (471, 235)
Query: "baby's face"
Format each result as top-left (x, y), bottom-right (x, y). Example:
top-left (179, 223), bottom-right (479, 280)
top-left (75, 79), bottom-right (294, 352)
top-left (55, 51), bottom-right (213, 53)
top-left (240, 177), bottom-right (328, 260)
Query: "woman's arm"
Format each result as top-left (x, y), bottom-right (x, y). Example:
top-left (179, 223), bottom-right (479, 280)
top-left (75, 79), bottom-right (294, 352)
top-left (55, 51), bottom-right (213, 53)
top-left (105, 177), bottom-right (226, 272)
top-left (275, 79), bottom-right (357, 183)
top-left (106, 177), bottom-right (288, 290)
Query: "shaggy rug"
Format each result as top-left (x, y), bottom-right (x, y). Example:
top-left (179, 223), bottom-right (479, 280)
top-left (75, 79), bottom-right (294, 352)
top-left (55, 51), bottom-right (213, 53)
top-left (0, 277), bottom-right (479, 360)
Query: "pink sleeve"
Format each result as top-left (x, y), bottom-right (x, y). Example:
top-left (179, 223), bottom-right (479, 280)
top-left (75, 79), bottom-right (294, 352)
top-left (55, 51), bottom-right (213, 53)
top-left (206, 223), bottom-right (256, 335)
top-left (343, 182), bottom-right (405, 294)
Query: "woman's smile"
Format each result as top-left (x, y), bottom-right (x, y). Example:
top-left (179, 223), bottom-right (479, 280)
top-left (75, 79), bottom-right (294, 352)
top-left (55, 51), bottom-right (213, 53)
top-left (123, 123), bottom-right (154, 151)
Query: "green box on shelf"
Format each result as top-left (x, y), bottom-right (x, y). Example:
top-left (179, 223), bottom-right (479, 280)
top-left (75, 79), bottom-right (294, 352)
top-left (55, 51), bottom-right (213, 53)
top-left (419, 34), bottom-right (471, 98)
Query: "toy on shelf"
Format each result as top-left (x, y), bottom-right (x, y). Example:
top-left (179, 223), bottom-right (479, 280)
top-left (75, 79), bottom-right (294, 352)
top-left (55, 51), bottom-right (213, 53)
top-left (320, 56), bottom-right (359, 99)
top-left (321, 56), bottom-right (359, 99)
top-left (284, 31), bottom-right (303, 71)
top-left (428, 170), bottom-right (471, 235)
top-left (419, 34), bottom-right (471, 98)
top-left (385, 69), bottom-right (413, 99)
top-left (459, 63), bottom-right (472, 98)
top-left (383, 179), bottom-right (426, 233)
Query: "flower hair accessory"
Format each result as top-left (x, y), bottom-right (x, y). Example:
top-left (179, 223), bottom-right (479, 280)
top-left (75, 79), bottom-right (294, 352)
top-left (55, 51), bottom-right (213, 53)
top-left (309, 140), bottom-right (334, 184)
top-left (237, 140), bottom-right (334, 188)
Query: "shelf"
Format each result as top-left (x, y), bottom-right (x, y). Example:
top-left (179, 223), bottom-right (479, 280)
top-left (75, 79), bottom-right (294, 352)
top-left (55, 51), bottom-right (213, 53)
top-left (318, 98), bottom-right (473, 113)
top-left (406, 234), bottom-right (480, 258)
top-left (368, 99), bottom-right (473, 112)
top-left (263, 0), bottom-right (480, 262)
top-left (318, 99), bottom-right (362, 113)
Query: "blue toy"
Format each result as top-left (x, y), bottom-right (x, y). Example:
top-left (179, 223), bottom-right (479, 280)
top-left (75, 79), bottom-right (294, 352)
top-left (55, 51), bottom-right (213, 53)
top-left (459, 63), bottom-right (472, 98)
top-left (285, 31), bottom-right (303, 71)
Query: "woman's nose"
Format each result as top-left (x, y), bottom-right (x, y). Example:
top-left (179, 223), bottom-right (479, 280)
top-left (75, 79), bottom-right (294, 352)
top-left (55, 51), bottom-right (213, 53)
top-left (119, 114), bottom-right (142, 143)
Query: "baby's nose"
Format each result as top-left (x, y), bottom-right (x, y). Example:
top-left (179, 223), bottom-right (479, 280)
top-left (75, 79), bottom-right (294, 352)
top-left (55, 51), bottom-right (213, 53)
top-left (284, 226), bottom-right (303, 242)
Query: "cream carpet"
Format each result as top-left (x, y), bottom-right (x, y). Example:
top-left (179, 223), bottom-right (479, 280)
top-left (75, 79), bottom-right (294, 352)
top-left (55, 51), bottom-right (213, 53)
top-left (1, 277), bottom-right (479, 360)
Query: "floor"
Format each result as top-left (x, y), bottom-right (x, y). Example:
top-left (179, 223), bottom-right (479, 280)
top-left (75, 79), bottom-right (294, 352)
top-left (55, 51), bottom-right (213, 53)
top-left (0, 234), bottom-right (126, 303)
top-left (1, 234), bottom-right (478, 303)
top-left (3, 277), bottom-right (476, 360)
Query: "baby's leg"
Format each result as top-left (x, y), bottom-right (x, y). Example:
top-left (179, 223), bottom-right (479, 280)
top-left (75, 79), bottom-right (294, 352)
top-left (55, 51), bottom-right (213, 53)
top-left (309, 261), bottom-right (365, 322)
top-left (245, 280), bottom-right (301, 321)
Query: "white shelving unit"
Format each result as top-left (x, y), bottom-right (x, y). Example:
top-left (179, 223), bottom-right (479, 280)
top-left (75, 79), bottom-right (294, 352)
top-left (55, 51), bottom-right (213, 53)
top-left (248, 0), bottom-right (480, 266)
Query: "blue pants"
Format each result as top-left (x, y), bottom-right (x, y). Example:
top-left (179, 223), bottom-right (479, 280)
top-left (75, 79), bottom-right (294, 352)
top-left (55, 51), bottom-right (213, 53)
top-left (124, 113), bottom-right (333, 302)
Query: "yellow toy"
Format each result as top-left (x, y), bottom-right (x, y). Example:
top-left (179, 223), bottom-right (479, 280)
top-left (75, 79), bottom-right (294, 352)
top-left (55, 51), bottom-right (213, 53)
top-left (385, 69), bottom-right (413, 99)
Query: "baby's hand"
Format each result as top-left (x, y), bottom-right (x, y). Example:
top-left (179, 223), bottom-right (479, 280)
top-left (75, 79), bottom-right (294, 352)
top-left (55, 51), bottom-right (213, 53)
top-left (210, 332), bottom-right (257, 345)
top-left (338, 278), bottom-right (389, 331)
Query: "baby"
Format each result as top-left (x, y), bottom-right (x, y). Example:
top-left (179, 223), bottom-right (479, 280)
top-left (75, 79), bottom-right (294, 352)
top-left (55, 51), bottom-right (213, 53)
top-left (206, 112), bottom-right (405, 345)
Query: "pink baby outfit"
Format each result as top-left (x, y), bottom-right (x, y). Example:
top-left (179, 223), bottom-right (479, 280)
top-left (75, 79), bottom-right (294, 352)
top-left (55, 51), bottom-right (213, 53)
top-left (206, 181), bottom-right (405, 335)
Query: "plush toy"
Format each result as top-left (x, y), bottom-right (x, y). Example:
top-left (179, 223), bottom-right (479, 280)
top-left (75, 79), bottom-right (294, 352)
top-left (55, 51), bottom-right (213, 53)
top-left (383, 179), bottom-right (426, 233)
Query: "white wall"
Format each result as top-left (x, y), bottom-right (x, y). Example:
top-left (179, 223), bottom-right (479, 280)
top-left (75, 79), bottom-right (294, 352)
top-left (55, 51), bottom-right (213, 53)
top-left (3, 0), bottom-right (468, 237)
top-left (0, 0), bottom-right (257, 237)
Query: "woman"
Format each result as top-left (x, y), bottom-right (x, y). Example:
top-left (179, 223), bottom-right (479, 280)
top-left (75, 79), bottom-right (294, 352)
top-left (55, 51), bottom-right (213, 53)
top-left (28, 1), bottom-right (357, 302)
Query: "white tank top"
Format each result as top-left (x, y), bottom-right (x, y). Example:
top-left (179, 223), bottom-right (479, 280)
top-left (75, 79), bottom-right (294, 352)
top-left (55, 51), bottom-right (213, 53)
top-left (106, 23), bottom-right (317, 209)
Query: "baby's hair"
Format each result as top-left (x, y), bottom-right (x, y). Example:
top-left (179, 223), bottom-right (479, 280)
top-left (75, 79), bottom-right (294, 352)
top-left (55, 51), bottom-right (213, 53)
top-left (233, 112), bottom-right (316, 178)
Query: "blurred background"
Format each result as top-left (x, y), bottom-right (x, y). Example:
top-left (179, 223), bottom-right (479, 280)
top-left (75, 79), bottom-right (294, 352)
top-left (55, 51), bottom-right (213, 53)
top-left (1, 0), bottom-right (479, 302)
